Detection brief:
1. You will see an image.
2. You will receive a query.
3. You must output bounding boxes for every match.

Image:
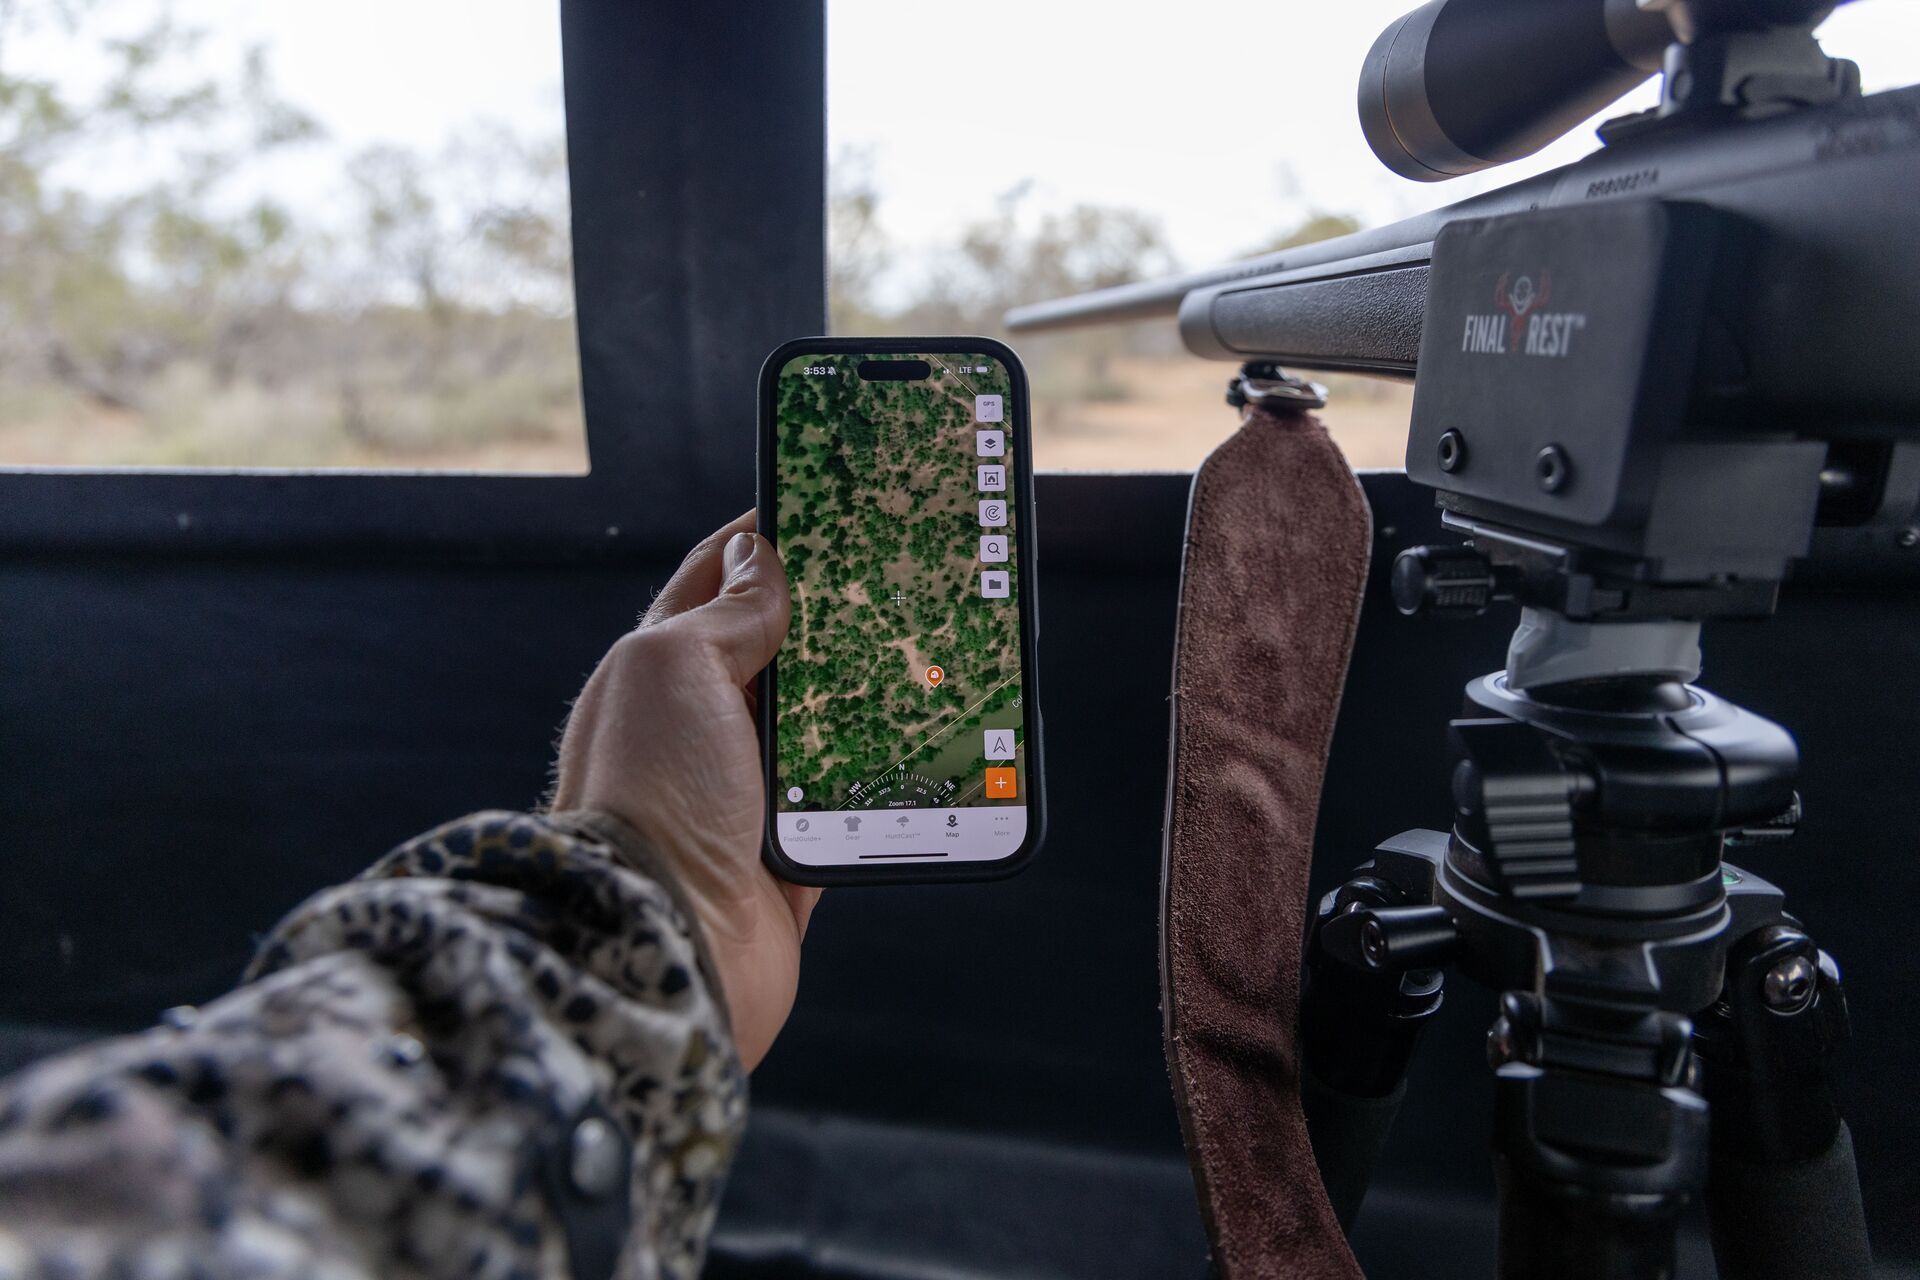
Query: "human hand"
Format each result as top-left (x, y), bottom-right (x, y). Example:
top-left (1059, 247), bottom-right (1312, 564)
top-left (551, 510), bottom-right (819, 1070)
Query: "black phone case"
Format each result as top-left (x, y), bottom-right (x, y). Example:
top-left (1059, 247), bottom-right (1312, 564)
top-left (756, 335), bottom-right (1046, 886)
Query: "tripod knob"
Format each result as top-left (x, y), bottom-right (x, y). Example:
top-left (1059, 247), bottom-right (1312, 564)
top-left (1357, 904), bottom-right (1461, 970)
top-left (1392, 544), bottom-right (1501, 617)
top-left (1726, 791), bottom-right (1803, 848)
top-left (1452, 719), bottom-right (1583, 901)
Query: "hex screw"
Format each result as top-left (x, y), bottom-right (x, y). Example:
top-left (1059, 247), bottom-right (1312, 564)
top-left (1535, 444), bottom-right (1571, 493)
top-left (1361, 918), bottom-right (1389, 968)
top-left (1438, 429), bottom-right (1466, 473)
top-left (1762, 954), bottom-right (1817, 1014)
top-left (1487, 1018), bottom-right (1518, 1068)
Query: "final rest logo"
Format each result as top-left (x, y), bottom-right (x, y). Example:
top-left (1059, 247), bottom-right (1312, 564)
top-left (1460, 271), bottom-right (1588, 358)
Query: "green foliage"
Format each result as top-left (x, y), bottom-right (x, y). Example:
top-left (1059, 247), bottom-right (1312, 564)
top-left (773, 353), bottom-right (1024, 807)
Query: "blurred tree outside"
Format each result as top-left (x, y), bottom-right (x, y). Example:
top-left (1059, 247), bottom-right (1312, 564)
top-left (0, 0), bottom-right (587, 468)
top-left (827, 153), bottom-right (1412, 470)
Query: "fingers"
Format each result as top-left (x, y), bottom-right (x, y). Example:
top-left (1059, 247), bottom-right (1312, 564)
top-left (662, 531), bottom-right (792, 688)
top-left (642, 509), bottom-right (757, 626)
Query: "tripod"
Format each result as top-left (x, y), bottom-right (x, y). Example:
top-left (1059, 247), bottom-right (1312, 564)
top-left (1297, 563), bottom-right (1874, 1279)
top-left (1005, 0), bottom-right (1912, 1265)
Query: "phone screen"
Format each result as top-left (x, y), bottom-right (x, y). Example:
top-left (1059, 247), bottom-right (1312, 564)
top-left (764, 346), bottom-right (1036, 873)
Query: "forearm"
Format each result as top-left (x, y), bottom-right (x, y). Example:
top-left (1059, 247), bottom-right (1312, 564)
top-left (0, 810), bottom-right (744, 1280)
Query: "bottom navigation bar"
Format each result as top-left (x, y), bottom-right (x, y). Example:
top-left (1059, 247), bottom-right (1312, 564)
top-left (777, 805), bottom-right (1029, 866)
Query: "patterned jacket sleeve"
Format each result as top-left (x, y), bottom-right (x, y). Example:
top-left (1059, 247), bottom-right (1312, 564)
top-left (0, 809), bottom-right (746, 1280)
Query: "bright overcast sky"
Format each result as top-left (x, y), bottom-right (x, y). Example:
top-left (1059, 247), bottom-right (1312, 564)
top-left (19, 1), bottom-right (1920, 281)
top-left (829, 0), bottom-right (1920, 272)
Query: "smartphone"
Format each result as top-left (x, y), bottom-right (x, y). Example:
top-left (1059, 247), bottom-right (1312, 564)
top-left (757, 337), bottom-right (1044, 885)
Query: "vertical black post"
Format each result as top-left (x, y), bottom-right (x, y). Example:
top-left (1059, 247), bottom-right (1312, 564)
top-left (561, 0), bottom-right (827, 521)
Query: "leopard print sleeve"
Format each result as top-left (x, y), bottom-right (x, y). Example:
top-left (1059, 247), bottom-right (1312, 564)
top-left (0, 810), bottom-right (746, 1280)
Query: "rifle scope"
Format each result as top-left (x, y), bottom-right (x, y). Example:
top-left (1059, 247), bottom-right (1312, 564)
top-left (1358, 0), bottom-right (1841, 181)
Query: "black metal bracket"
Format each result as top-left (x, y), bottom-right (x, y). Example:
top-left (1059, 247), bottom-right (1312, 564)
top-left (1226, 361), bottom-right (1327, 413)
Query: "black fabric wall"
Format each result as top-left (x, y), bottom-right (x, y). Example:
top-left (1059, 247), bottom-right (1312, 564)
top-left (3, 472), bottom-right (1915, 1278)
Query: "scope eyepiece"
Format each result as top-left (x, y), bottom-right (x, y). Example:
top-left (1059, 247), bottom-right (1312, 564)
top-left (1358, 0), bottom-right (1674, 182)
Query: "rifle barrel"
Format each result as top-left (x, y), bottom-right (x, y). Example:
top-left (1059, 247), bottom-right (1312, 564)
top-left (1007, 81), bottom-right (1920, 400)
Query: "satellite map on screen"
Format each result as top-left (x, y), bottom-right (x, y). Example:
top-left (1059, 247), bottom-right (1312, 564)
top-left (772, 351), bottom-right (1025, 814)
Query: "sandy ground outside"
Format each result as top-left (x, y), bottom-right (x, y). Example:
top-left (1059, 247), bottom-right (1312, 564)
top-left (1, 354), bottom-right (1413, 475)
top-left (1029, 355), bottom-right (1413, 473)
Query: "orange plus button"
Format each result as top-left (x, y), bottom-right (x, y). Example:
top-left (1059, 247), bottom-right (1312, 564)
top-left (984, 767), bottom-right (1018, 799)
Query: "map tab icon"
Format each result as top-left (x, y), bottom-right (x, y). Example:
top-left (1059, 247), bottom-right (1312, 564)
top-left (984, 729), bottom-right (1016, 760)
top-left (974, 394), bottom-right (1003, 423)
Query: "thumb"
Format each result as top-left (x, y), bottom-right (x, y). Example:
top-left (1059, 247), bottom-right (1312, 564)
top-left (674, 531), bottom-right (791, 686)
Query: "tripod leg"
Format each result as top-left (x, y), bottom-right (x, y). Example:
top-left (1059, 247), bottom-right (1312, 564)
top-left (1299, 836), bottom-right (1451, 1231)
top-left (1488, 987), bottom-right (1709, 1280)
top-left (1695, 908), bottom-right (1872, 1280)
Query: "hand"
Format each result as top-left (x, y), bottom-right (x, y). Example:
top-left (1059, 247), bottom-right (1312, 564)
top-left (550, 510), bottom-right (820, 1070)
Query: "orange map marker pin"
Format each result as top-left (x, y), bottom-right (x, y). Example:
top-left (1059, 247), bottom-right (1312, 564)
top-left (925, 665), bottom-right (945, 687)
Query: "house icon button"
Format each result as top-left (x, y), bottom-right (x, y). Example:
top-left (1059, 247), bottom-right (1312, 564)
top-left (844, 816), bottom-right (863, 832)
